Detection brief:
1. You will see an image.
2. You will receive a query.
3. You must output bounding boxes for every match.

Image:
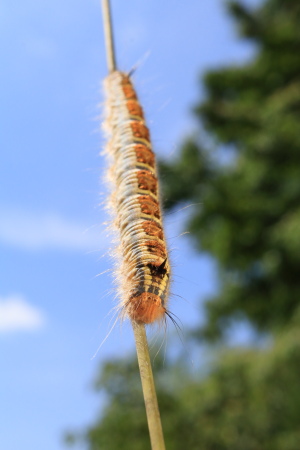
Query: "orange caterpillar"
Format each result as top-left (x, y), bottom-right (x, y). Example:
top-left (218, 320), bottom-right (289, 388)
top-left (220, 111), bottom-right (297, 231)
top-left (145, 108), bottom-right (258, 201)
top-left (103, 71), bottom-right (171, 324)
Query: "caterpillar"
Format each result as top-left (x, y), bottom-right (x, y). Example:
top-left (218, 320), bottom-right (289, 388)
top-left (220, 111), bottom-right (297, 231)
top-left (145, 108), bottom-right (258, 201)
top-left (103, 71), bottom-right (171, 324)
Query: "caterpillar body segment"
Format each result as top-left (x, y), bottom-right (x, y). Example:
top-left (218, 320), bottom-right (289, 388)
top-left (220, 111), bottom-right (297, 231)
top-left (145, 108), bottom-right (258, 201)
top-left (104, 71), bottom-right (170, 324)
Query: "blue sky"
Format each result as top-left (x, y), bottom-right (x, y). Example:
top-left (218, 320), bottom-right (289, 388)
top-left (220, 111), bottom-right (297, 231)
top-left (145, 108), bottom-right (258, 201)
top-left (1, 1), bottom-right (261, 449)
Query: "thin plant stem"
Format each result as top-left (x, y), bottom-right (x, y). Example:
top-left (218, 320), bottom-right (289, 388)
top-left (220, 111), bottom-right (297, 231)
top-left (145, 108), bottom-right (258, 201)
top-left (101, 1), bottom-right (167, 447)
top-left (132, 321), bottom-right (166, 450)
top-left (101, 0), bottom-right (116, 72)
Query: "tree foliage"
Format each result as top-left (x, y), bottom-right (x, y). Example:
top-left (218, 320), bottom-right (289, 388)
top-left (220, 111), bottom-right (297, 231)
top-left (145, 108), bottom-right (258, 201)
top-left (160, 0), bottom-right (300, 338)
top-left (66, 314), bottom-right (300, 450)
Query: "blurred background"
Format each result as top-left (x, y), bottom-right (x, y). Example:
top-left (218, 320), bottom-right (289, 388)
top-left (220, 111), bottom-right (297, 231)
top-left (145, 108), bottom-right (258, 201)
top-left (2, 0), bottom-right (300, 449)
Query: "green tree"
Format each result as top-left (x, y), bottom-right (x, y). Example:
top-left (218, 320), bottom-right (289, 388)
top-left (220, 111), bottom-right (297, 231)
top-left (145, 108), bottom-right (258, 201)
top-left (66, 0), bottom-right (300, 448)
top-left (66, 315), bottom-right (300, 450)
top-left (65, 355), bottom-right (199, 450)
top-left (160, 0), bottom-right (300, 339)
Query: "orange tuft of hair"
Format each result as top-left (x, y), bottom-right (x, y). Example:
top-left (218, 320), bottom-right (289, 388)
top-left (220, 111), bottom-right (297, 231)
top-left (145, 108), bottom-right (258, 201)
top-left (128, 293), bottom-right (166, 324)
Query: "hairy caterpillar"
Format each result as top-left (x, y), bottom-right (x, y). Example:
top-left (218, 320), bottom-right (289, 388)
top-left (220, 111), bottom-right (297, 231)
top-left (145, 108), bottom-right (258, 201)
top-left (103, 71), bottom-right (171, 324)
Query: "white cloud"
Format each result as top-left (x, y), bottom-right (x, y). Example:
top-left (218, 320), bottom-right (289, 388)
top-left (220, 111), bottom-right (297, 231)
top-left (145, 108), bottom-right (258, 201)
top-left (0, 295), bottom-right (45, 333)
top-left (0, 209), bottom-right (106, 252)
